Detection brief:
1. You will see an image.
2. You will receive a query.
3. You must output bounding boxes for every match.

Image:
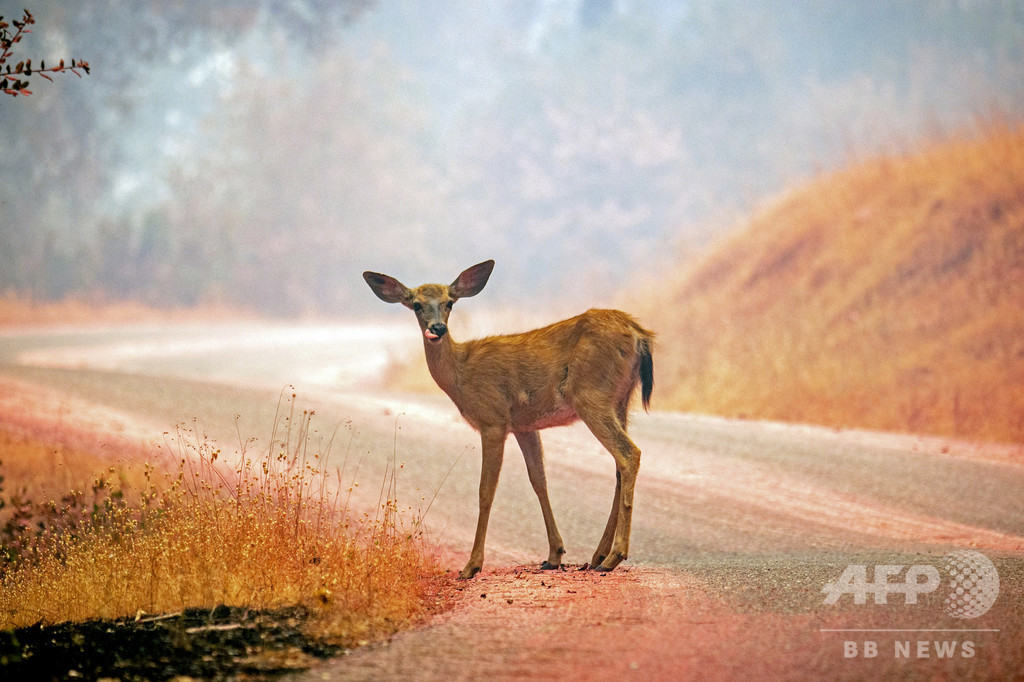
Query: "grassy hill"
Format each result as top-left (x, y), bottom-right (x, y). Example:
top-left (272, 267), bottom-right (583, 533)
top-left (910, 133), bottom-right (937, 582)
top-left (647, 123), bottom-right (1024, 443)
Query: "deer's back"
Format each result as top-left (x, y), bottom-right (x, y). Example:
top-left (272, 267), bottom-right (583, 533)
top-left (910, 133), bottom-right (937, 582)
top-left (453, 309), bottom-right (651, 431)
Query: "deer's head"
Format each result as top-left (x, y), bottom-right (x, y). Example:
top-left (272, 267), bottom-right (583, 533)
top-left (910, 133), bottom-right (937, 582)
top-left (363, 260), bottom-right (494, 344)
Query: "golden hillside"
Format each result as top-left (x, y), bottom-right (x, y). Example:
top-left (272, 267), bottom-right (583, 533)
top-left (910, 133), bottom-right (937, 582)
top-left (649, 124), bottom-right (1024, 443)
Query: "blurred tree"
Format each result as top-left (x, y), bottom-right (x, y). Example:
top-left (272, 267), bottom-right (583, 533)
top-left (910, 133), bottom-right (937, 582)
top-left (1, 0), bottom-right (1022, 314)
top-left (157, 49), bottom-right (448, 314)
top-left (0, 1), bottom-right (374, 309)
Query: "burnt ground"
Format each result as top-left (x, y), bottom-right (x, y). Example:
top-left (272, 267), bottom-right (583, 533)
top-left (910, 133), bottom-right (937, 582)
top-left (0, 604), bottom-right (344, 681)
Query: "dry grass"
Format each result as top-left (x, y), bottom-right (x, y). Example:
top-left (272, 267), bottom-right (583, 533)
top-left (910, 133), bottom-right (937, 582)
top-left (646, 121), bottom-right (1024, 443)
top-left (0, 404), bottom-right (444, 646)
top-left (0, 428), bottom-right (153, 515)
top-left (0, 292), bottom-right (252, 328)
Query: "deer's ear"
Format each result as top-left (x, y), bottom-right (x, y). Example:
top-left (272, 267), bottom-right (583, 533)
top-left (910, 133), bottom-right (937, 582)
top-left (363, 271), bottom-right (412, 305)
top-left (450, 260), bottom-right (494, 299)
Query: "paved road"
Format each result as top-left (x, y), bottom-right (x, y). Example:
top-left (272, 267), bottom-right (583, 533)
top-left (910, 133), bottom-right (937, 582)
top-left (3, 324), bottom-right (1023, 679)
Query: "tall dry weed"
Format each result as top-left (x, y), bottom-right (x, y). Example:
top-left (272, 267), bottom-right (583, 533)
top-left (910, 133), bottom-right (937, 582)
top-left (0, 398), bottom-right (441, 645)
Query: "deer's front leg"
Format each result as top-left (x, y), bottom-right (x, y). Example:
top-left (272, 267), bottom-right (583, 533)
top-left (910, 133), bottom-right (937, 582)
top-left (514, 430), bottom-right (565, 570)
top-left (461, 427), bottom-right (506, 579)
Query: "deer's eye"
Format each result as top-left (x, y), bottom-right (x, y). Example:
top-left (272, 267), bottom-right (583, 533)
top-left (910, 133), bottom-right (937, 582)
top-left (445, 300), bottom-right (454, 310)
top-left (412, 302), bottom-right (423, 312)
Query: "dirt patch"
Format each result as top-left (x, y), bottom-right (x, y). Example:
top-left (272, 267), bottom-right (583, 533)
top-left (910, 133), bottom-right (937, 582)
top-left (298, 564), bottom-right (752, 680)
top-left (0, 375), bottom-right (165, 464)
top-left (295, 561), bottom-right (1020, 681)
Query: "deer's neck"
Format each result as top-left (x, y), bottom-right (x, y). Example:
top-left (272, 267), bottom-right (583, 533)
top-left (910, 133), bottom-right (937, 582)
top-left (423, 335), bottom-right (463, 404)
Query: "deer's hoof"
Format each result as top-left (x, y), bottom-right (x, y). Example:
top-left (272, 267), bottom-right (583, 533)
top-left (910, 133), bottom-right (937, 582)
top-left (594, 552), bottom-right (625, 572)
top-left (458, 565), bottom-right (481, 580)
top-left (539, 561), bottom-right (561, 570)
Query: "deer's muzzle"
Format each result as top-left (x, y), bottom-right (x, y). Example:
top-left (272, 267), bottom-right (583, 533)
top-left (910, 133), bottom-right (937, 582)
top-left (425, 323), bottom-right (447, 343)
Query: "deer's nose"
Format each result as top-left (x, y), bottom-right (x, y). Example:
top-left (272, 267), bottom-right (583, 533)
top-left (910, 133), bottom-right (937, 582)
top-left (425, 322), bottom-right (447, 342)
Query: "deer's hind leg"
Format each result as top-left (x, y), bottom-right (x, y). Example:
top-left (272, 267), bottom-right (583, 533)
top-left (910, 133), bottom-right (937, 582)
top-left (576, 400), bottom-right (641, 572)
top-left (590, 396), bottom-right (634, 567)
top-left (592, 469), bottom-right (621, 568)
top-left (514, 430), bottom-right (565, 570)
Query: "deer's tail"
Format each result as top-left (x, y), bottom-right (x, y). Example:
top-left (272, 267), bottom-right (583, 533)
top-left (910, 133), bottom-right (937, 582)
top-left (637, 334), bottom-right (654, 412)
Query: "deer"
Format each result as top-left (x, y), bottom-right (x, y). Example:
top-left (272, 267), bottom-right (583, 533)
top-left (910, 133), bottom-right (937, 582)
top-left (363, 260), bottom-right (653, 579)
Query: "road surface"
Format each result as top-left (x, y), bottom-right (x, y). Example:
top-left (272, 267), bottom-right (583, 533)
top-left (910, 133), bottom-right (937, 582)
top-left (2, 323), bottom-right (1022, 680)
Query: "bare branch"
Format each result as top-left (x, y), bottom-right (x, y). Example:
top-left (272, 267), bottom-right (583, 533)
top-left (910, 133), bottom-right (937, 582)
top-left (0, 9), bottom-right (90, 100)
